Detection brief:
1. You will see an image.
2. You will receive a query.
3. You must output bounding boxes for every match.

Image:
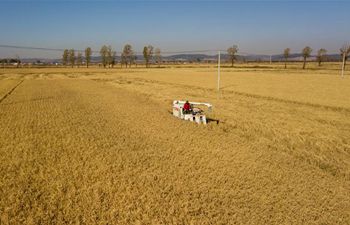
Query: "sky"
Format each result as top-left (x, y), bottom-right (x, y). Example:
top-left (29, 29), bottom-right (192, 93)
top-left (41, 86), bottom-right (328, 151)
top-left (0, 0), bottom-right (349, 58)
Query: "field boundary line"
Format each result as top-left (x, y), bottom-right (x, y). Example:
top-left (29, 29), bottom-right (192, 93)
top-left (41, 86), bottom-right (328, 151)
top-left (0, 80), bottom-right (24, 104)
top-left (102, 76), bottom-right (350, 114)
top-left (147, 78), bottom-right (350, 113)
top-left (221, 89), bottom-right (350, 114)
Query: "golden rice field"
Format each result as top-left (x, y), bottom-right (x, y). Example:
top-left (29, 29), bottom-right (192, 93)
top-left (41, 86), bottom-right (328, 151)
top-left (0, 63), bottom-right (349, 224)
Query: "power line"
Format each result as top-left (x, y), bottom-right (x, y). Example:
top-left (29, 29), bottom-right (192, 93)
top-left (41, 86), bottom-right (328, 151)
top-left (0, 44), bottom-right (98, 54)
top-left (1, 44), bottom-right (345, 56)
top-left (0, 44), bottom-right (220, 54)
top-left (0, 44), bottom-right (275, 56)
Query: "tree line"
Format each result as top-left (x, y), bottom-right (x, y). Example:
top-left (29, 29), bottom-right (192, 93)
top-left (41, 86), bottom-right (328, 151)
top-left (227, 44), bottom-right (350, 70)
top-left (1, 56), bottom-right (21, 68)
top-left (282, 45), bottom-right (350, 69)
top-left (62, 48), bottom-right (88, 68)
top-left (61, 44), bottom-right (162, 68)
top-left (3, 43), bottom-right (348, 69)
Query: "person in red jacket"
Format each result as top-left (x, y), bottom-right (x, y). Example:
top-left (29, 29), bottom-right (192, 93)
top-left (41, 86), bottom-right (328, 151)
top-left (183, 100), bottom-right (191, 114)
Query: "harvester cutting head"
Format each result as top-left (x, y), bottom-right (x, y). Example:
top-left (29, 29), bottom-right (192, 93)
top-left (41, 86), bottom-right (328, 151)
top-left (172, 100), bottom-right (212, 124)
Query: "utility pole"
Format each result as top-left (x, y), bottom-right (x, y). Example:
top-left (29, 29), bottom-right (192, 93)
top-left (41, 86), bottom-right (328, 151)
top-left (218, 51), bottom-right (221, 92)
top-left (342, 51), bottom-right (346, 78)
top-left (270, 55), bottom-right (272, 64)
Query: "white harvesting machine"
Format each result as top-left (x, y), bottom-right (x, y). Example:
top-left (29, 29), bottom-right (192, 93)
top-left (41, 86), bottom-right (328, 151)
top-left (172, 100), bottom-right (213, 124)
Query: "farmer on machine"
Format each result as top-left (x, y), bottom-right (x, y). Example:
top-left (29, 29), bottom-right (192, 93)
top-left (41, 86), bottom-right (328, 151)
top-left (183, 100), bottom-right (192, 114)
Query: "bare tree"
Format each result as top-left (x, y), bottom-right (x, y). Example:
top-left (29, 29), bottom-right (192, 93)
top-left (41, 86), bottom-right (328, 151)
top-left (69, 49), bottom-right (75, 68)
top-left (122, 44), bottom-right (133, 68)
top-left (62, 49), bottom-right (69, 67)
top-left (111, 51), bottom-right (116, 68)
top-left (85, 47), bottom-right (92, 68)
top-left (77, 52), bottom-right (82, 68)
top-left (316, 48), bottom-right (327, 66)
top-left (302, 46), bottom-right (312, 69)
top-left (106, 46), bottom-right (113, 68)
top-left (105, 46), bottom-right (116, 68)
top-left (155, 48), bottom-right (162, 68)
top-left (100, 45), bottom-right (108, 68)
top-left (283, 48), bottom-right (290, 69)
top-left (143, 45), bottom-right (154, 68)
top-left (143, 46), bottom-right (148, 67)
top-left (340, 44), bottom-right (350, 70)
top-left (227, 45), bottom-right (238, 67)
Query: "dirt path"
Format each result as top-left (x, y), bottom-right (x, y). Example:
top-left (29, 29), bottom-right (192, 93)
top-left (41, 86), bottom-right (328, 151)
top-left (0, 79), bottom-right (349, 224)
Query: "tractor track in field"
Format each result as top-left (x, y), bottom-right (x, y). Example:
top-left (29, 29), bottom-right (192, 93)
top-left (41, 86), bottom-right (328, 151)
top-left (0, 80), bottom-right (24, 104)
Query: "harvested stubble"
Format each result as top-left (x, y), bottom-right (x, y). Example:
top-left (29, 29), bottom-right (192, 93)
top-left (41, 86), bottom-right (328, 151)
top-left (0, 66), bottom-right (349, 224)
